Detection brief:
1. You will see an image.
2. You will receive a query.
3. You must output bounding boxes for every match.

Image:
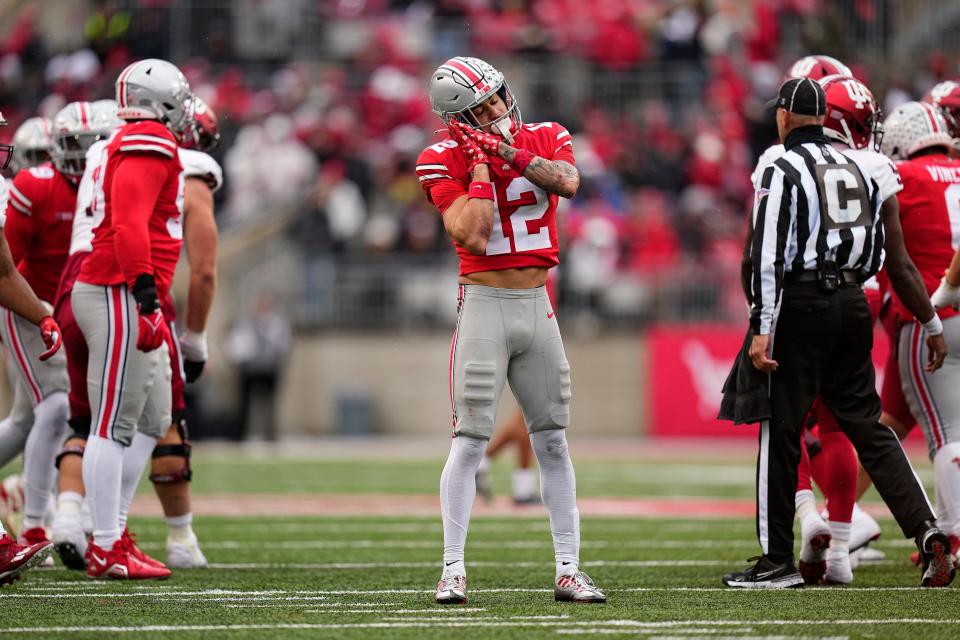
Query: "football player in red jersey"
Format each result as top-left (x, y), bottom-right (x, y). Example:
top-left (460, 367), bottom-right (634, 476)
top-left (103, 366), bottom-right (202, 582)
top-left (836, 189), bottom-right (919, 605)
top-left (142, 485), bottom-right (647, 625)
top-left (0, 111), bottom-right (62, 583)
top-left (73, 58), bottom-right (195, 580)
top-left (879, 101), bottom-right (960, 563)
top-left (419, 56), bottom-right (604, 605)
top-left (1, 101), bottom-right (109, 559)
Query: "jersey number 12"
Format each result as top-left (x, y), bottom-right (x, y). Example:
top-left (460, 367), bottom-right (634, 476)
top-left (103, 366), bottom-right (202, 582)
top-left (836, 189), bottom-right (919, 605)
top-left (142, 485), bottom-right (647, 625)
top-left (486, 177), bottom-right (551, 255)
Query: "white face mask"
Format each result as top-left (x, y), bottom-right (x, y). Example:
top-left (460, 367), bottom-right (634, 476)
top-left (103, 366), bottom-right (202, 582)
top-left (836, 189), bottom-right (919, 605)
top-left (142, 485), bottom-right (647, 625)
top-left (492, 117), bottom-right (514, 143)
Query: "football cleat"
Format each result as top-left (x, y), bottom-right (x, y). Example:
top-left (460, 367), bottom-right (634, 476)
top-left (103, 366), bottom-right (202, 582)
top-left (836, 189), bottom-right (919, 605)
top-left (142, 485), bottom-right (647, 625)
top-left (555, 571), bottom-right (606, 602)
top-left (51, 512), bottom-right (88, 570)
top-left (435, 574), bottom-right (467, 604)
top-left (722, 556), bottom-right (804, 589)
top-left (18, 528), bottom-right (54, 568)
top-left (917, 526), bottom-right (956, 588)
top-left (117, 528), bottom-right (167, 570)
top-left (849, 506), bottom-right (882, 552)
top-left (0, 475), bottom-right (25, 539)
top-left (798, 518), bottom-right (831, 585)
top-left (166, 533), bottom-right (208, 569)
top-left (850, 546), bottom-right (885, 569)
top-left (86, 542), bottom-right (171, 580)
top-left (0, 534), bottom-right (52, 586)
top-left (823, 547), bottom-right (853, 585)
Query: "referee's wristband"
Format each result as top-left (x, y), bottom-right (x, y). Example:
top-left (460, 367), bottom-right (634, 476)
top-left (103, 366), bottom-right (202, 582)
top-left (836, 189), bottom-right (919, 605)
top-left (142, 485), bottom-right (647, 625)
top-left (468, 181), bottom-right (494, 201)
top-left (923, 314), bottom-right (944, 337)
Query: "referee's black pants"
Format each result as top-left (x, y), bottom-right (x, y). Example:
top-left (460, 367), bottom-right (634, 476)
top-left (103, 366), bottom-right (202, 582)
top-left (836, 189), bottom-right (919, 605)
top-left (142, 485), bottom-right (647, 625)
top-left (759, 282), bottom-right (934, 560)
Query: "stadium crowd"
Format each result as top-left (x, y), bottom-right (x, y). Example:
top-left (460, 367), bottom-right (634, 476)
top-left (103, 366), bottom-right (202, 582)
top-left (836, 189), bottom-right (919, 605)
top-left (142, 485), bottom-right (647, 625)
top-left (2, 0), bottom-right (953, 324)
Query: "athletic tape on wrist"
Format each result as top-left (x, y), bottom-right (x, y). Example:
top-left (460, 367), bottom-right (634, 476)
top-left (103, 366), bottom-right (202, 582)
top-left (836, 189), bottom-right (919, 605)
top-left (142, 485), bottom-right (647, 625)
top-left (468, 181), bottom-right (494, 201)
top-left (508, 149), bottom-right (535, 175)
top-left (924, 314), bottom-right (944, 336)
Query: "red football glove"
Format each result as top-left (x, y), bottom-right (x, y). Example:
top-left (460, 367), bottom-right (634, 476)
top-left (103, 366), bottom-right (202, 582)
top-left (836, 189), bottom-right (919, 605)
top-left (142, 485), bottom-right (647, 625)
top-left (131, 274), bottom-right (171, 352)
top-left (458, 123), bottom-right (503, 156)
top-left (137, 308), bottom-right (170, 353)
top-left (447, 120), bottom-right (488, 173)
top-left (38, 316), bottom-right (62, 361)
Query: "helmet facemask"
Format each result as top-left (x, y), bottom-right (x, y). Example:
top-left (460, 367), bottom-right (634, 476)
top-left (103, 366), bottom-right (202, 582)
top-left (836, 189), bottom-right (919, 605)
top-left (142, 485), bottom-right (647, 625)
top-left (52, 131), bottom-right (103, 176)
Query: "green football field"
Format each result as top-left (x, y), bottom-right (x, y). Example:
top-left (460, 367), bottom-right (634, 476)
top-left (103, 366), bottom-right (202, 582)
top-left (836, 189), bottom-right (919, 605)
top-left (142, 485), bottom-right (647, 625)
top-left (1, 442), bottom-right (959, 639)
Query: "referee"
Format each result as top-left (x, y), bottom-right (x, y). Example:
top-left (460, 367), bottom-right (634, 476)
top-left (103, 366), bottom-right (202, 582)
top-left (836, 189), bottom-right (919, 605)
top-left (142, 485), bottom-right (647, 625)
top-left (723, 78), bottom-right (955, 588)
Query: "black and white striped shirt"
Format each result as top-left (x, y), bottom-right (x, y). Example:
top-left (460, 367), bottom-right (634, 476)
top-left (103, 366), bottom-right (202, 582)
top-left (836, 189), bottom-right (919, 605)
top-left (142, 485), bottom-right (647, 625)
top-left (750, 128), bottom-right (884, 335)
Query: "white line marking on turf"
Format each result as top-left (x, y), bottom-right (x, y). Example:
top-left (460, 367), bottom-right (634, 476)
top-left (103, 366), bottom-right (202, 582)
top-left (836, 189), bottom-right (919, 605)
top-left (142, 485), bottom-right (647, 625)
top-left (204, 560), bottom-right (737, 570)
top-left (135, 539), bottom-right (760, 550)
top-left (0, 620), bottom-right (956, 634)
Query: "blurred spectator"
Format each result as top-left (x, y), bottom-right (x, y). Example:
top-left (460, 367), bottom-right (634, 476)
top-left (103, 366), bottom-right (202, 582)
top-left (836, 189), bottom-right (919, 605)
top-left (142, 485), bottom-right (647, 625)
top-left (226, 294), bottom-right (291, 441)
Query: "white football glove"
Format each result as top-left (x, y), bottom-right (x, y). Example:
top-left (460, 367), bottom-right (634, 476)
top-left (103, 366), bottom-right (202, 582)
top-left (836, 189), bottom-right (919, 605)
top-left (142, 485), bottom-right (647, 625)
top-left (930, 276), bottom-right (960, 311)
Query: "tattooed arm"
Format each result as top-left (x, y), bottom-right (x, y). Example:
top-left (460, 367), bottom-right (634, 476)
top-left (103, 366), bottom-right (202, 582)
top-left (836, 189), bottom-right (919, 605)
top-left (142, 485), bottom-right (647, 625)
top-left (498, 144), bottom-right (579, 199)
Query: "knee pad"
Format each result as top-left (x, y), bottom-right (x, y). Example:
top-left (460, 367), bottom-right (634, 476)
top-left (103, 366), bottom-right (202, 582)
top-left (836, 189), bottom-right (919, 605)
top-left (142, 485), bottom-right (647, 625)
top-left (531, 428), bottom-right (569, 461)
top-left (54, 439), bottom-right (86, 469)
top-left (149, 417), bottom-right (192, 484)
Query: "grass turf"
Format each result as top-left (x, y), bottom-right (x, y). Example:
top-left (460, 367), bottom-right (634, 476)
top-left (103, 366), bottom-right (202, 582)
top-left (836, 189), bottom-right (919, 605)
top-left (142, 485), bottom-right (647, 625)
top-left (0, 451), bottom-right (957, 639)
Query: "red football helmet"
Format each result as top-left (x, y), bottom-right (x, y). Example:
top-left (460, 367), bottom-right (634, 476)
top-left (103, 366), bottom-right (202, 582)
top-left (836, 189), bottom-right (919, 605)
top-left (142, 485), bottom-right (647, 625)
top-left (184, 96), bottom-right (220, 152)
top-left (821, 75), bottom-right (882, 151)
top-left (923, 80), bottom-right (960, 138)
top-left (785, 55), bottom-right (853, 81)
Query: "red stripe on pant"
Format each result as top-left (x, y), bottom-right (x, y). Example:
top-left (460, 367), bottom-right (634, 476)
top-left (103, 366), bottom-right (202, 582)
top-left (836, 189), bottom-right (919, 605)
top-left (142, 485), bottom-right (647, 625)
top-left (97, 286), bottom-right (127, 440)
top-left (6, 309), bottom-right (42, 403)
top-left (910, 323), bottom-right (944, 449)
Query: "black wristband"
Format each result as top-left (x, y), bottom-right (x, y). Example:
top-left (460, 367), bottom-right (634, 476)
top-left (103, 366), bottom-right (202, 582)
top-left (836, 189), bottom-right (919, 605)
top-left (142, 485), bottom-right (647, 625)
top-left (132, 273), bottom-right (160, 314)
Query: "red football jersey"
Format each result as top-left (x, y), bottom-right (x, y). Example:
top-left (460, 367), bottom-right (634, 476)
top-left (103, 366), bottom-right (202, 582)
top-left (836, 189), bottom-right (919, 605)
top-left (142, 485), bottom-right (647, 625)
top-left (895, 154), bottom-right (960, 321)
top-left (417, 122), bottom-right (575, 276)
top-left (78, 121), bottom-right (184, 298)
top-left (5, 164), bottom-right (78, 302)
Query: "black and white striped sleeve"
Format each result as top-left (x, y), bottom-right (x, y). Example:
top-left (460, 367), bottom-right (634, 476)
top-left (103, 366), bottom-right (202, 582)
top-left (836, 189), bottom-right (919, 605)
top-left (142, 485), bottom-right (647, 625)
top-left (750, 164), bottom-right (792, 335)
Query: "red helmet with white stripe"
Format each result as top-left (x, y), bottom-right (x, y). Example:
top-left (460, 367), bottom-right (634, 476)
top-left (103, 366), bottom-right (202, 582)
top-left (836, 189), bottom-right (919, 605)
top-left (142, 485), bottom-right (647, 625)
top-left (428, 56), bottom-right (522, 142)
top-left (785, 55), bottom-right (853, 81)
top-left (821, 76), bottom-right (882, 151)
top-left (50, 101), bottom-right (118, 176)
top-left (881, 101), bottom-right (954, 161)
top-left (115, 58), bottom-right (194, 142)
top-left (923, 80), bottom-right (960, 138)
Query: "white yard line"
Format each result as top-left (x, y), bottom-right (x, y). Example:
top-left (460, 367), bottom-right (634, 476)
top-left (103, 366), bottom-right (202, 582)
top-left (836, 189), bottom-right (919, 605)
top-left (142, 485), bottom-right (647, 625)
top-left (135, 539), bottom-right (759, 550)
top-left (0, 620), bottom-right (956, 634)
top-left (203, 560), bottom-right (737, 570)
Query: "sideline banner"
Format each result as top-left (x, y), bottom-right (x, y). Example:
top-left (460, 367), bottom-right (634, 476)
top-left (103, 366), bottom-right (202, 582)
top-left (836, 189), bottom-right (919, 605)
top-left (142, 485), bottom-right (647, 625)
top-left (648, 324), bottom-right (892, 438)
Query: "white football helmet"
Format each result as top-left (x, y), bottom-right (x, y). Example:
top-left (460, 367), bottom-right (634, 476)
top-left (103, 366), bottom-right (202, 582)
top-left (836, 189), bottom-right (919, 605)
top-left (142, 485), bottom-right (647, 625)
top-left (11, 117), bottom-right (52, 171)
top-left (881, 101), bottom-right (955, 161)
top-left (428, 56), bottom-right (522, 142)
top-left (50, 102), bottom-right (115, 177)
top-left (115, 58), bottom-right (195, 141)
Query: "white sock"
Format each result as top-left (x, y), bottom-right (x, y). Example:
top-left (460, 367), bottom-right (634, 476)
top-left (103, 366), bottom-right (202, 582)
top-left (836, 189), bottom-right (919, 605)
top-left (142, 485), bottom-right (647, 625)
top-left (82, 436), bottom-right (125, 550)
top-left (828, 520), bottom-right (851, 550)
top-left (530, 430), bottom-right (580, 575)
top-left (512, 468), bottom-right (538, 500)
top-left (934, 443), bottom-right (960, 537)
top-left (166, 513), bottom-right (194, 542)
top-left (118, 432), bottom-right (158, 531)
top-left (57, 491), bottom-right (83, 515)
top-left (795, 489), bottom-right (817, 520)
top-left (22, 392), bottom-right (69, 530)
top-left (439, 435), bottom-right (487, 569)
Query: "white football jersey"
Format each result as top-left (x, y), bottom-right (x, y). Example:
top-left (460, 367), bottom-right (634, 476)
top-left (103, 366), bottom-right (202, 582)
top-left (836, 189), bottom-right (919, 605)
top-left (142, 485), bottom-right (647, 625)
top-left (70, 137), bottom-right (111, 256)
top-left (179, 148), bottom-right (223, 193)
top-left (70, 142), bottom-right (223, 257)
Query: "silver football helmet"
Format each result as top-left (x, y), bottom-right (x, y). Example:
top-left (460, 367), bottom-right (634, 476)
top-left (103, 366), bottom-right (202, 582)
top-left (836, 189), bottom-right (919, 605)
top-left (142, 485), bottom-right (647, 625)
top-left (881, 101), bottom-right (955, 161)
top-left (115, 58), bottom-right (195, 141)
top-left (50, 102), bottom-right (116, 177)
top-left (11, 116), bottom-right (52, 171)
top-left (428, 56), bottom-right (522, 142)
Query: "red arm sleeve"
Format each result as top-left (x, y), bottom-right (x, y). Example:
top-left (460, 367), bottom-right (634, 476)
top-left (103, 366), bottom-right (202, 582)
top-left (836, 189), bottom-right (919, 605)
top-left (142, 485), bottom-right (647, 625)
top-left (110, 154), bottom-right (168, 288)
top-left (4, 175), bottom-right (37, 266)
top-left (3, 203), bottom-right (32, 267)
